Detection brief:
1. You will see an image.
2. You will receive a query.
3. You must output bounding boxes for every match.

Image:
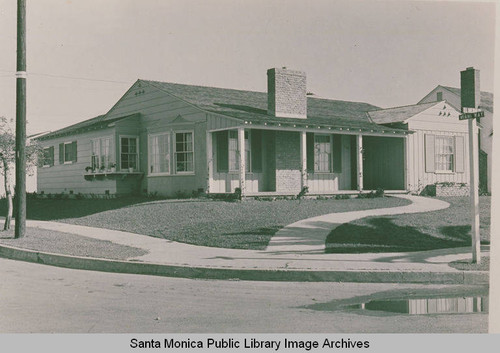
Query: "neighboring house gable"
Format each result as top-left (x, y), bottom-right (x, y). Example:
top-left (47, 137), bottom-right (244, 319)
top-left (418, 85), bottom-right (492, 193)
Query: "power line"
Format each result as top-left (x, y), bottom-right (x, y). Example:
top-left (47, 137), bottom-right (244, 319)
top-left (0, 69), bottom-right (132, 84)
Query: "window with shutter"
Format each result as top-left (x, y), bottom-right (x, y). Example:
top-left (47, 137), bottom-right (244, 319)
top-left (59, 141), bottom-right (77, 164)
top-left (41, 146), bottom-right (54, 167)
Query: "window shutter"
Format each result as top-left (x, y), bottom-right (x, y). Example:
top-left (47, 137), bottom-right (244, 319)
top-left (71, 141), bottom-right (77, 162)
top-left (49, 146), bottom-right (54, 166)
top-left (455, 136), bottom-right (465, 173)
top-left (306, 133), bottom-right (314, 172)
top-left (59, 143), bottom-right (64, 164)
top-left (251, 130), bottom-right (262, 172)
top-left (216, 131), bottom-right (228, 172)
top-left (425, 134), bottom-right (435, 173)
top-left (332, 134), bottom-right (342, 173)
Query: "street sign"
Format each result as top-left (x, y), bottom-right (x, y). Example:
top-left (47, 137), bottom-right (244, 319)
top-left (459, 111), bottom-right (485, 120)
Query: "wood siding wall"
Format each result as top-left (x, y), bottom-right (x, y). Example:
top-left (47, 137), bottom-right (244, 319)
top-left (406, 104), bottom-right (470, 192)
top-left (37, 128), bottom-right (119, 195)
top-left (38, 81), bottom-right (210, 196)
top-left (419, 87), bottom-right (492, 192)
top-left (307, 135), bottom-right (353, 192)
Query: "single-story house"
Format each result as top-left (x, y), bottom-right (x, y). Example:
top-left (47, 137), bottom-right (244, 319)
top-left (418, 85), bottom-right (493, 193)
top-left (36, 68), bottom-right (474, 197)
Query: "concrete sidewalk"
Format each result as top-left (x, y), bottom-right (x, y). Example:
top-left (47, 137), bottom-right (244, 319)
top-left (0, 195), bottom-right (490, 284)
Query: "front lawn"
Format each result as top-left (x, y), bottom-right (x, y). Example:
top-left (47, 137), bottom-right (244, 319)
top-left (325, 196), bottom-right (491, 253)
top-left (0, 227), bottom-right (147, 260)
top-left (0, 196), bottom-right (410, 250)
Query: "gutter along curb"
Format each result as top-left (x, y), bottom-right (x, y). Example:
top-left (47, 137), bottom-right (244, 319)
top-left (0, 243), bottom-right (489, 284)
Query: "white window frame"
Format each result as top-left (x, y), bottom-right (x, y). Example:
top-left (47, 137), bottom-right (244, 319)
top-left (119, 135), bottom-right (139, 171)
top-left (63, 141), bottom-right (74, 164)
top-left (434, 135), bottom-right (455, 173)
top-left (148, 132), bottom-right (171, 176)
top-left (174, 130), bottom-right (195, 174)
top-left (314, 134), bottom-right (333, 173)
top-left (228, 130), bottom-right (251, 173)
top-left (91, 136), bottom-right (114, 171)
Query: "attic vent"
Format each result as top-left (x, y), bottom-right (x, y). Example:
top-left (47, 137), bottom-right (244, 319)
top-left (437, 92), bottom-right (443, 101)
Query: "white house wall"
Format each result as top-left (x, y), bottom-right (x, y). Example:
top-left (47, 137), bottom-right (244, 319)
top-left (37, 128), bottom-right (118, 195)
top-left (307, 135), bottom-right (352, 192)
top-left (419, 86), bottom-right (492, 192)
top-left (406, 103), bottom-right (470, 192)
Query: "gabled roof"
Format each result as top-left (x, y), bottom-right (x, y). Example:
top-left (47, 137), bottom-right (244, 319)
top-left (144, 80), bottom-right (405, 132)
top-left (39, 79), bottom-right (412, 141)
top-left (367, 101), bottom-right (440, 124)
top-left (37, 113), bottom-right (140, 141)
top-left (440, 86), bottom-right (493, 113)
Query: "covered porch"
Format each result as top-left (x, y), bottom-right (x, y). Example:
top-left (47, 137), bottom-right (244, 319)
top-left (206, 121), bottom-right (409, 196)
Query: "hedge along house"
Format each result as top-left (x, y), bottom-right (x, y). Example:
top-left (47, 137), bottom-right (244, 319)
top-left (36, 68), bottom-right (471, 197)
top-left (418, 84), bottom-right (493, 193)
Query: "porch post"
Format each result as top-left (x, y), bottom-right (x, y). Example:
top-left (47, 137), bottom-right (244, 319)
top-left (300, 131), bottom-right (307, 189)
top-left (238, 127), bottom-right (246, 196)
top-left (356, 134), bottom-right (363, 191)
top-left (206, 131), bottom-right (213, 194)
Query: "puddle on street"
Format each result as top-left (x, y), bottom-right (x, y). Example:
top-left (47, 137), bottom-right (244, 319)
top-left (346, 296), bottom-right (488, 315)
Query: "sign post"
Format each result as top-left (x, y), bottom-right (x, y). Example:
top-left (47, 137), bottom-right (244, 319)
top-left (459, 67), bottom-right (482, 264)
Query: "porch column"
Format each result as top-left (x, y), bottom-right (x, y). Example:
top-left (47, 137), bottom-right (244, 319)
top-left (300, 131), bottom-right (307, 189)
top-left (206, 131), bottom-right (213, 194)
top-left (356, 134), bottom-right (363, 191)
top-left (238, 127), bottom-right (246, 196)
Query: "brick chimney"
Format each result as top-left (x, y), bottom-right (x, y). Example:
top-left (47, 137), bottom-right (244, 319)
top-left (460, 67), bottom-right (480, 109)
top-left (267, 67), bottom-right (307, 119)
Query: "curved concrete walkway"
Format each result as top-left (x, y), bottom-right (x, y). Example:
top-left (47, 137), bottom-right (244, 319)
top-left (0, 195), bottom-right (490, 283)
top-left (265, 195), bottom-right (450, 254)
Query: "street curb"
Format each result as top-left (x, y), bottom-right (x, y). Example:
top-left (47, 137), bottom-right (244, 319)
top-left (0, 244), bottom-right (489, 284)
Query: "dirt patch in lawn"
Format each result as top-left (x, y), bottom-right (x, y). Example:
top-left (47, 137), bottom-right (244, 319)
top-left (326, 196), bottom-right (490, 253)
top-left (0, 228), bottom-right (148, 260)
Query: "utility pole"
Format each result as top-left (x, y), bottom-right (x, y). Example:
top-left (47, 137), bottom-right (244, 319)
top-left (14, 0), bottom-right (27, 239)
top-left (459, 67), bottom-right (484, 264)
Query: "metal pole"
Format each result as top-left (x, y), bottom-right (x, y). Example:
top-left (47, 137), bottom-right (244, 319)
top-left (468, 118), bottom-right (481, 263)
top-left (14, 0), bottom-right (27, 238)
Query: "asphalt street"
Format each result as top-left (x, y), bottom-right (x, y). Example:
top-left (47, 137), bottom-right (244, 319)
top-left (0, 258), bottom-right (488, 333)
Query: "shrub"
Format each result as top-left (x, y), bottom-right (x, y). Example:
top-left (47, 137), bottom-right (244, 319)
top-left (335, 194), bottom-right (351, 200)
top-left (297, 186), bottom-right (309, 200)
top-left (233, 187), bottom-right (242, 201)
top-left (375, 188), bottom-right (385, 198)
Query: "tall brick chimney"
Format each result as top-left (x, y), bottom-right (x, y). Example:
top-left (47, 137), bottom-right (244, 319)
top-left (267, 67), bottom-right (307, 119)
top-left (460, 67), bottom-right (480, 109)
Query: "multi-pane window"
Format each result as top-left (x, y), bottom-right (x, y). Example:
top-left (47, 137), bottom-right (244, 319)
top-left (314, 134), bottom-right (332, 172)
top-left (42, 147), bottom-right (54, 167)
top-left (149, 133), bottom-right (170, 174)
top-left (59, 141), bottom-right (77, 164)
top-left (228, 130), bottom-right (250, 172)
top-left (175, 132), bottom-right (194, 173)
top-left (91, 137), bottom-right (113, 171)
top-left (120, 137), bottom-right (138, 171)
top-left (435, 136), bottom-right (454, 172)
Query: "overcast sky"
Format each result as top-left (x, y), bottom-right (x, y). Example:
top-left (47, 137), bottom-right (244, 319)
top-left (0, 0), bottom-right (496, 135)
